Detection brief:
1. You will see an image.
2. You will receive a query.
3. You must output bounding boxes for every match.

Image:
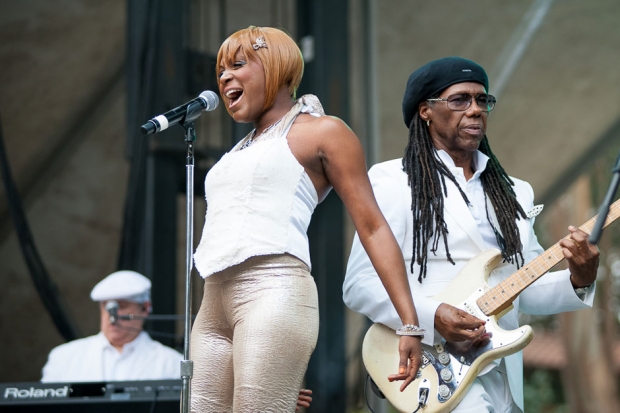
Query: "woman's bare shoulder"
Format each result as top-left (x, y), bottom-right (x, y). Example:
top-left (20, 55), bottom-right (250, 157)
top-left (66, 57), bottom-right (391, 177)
top-left (294, 114), bottom-right (353, 137)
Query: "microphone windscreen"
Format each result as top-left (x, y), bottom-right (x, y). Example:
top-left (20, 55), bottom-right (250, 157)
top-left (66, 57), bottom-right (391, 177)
top-left (199, 91), bottom-right (219, 111)
top-left (105, 300), bottom-right (119, 313)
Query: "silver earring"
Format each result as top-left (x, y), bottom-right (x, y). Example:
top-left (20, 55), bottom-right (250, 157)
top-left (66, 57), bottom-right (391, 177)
top-left (426, 120), bottom-right (430, 127)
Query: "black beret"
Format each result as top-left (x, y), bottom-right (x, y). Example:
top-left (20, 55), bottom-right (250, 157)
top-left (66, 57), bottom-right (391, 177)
top-left (402, 56), bottom-right (489, 127)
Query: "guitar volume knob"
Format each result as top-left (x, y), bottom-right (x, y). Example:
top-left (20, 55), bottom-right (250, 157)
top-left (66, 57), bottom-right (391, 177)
top-left (440, 368), bottom-right (453, 382)
top-left (438, 352), bottom-right (451, 365)
top-left (438, 384), bottom-right (451, 399)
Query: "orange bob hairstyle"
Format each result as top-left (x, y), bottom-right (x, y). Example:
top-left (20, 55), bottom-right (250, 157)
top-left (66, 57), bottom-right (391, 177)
top-left (216, 26), bottom-right (304, 114)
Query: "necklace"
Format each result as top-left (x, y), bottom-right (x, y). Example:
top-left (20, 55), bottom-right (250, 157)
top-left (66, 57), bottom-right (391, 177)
top-left (240, 118), bottom-right (283, 150)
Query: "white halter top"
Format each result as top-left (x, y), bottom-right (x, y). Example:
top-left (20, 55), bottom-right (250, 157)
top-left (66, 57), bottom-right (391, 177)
top-left (194, 95), bottom-right (325, 278)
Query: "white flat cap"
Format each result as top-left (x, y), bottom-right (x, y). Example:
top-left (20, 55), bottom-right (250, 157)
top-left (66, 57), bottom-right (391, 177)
top-left (90, 270), bottom-right (151, 303)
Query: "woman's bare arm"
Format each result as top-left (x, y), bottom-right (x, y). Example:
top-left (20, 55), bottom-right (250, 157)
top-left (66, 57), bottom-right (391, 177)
top-left (308, 116), bottom-right (422, 390)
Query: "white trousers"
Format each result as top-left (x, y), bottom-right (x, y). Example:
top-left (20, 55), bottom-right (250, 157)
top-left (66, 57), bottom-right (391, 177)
top-left (451, 361), bottom-right (522, 413)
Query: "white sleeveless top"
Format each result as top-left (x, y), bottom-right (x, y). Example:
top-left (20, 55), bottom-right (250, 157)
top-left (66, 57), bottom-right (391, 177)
top-left (194, 95), bottom-right (325, 278)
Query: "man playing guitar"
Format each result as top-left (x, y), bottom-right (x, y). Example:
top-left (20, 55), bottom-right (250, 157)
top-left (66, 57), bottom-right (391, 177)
top-left (343, 56), bottom-right (599, 413)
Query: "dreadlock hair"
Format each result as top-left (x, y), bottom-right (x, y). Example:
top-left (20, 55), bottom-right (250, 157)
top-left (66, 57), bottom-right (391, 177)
top-left (402, 111), bottom-right (527, 283)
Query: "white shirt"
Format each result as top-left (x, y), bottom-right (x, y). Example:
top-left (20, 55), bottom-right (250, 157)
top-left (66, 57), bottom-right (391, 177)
top-left (41, 332), bottom-right (182, 383)
top-left (194, 95), bottom-right (324, 278)
top-left (435, 149), bottom-right (498, 249)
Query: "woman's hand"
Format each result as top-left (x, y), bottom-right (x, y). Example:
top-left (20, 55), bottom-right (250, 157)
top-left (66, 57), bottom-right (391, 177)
top-left (387, 336), bottom-right (423, 392)
top-left (296, 388), bottom-right (313, 411)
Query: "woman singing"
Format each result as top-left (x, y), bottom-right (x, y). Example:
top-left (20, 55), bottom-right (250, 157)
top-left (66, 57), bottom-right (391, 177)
top-left (191, 26), bottom-right (422, 412)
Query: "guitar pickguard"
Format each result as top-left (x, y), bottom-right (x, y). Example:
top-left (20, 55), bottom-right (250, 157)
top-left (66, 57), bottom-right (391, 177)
top-left (418, 288), bottom-right (531, 405)
top-left (362, 250), bottom-right (534, 413)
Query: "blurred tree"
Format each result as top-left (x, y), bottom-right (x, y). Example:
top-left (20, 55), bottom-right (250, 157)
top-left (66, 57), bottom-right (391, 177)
top-left (523, 369), bottom-right (566, 413)
top-left (555, 150), bottom-right (620, 413)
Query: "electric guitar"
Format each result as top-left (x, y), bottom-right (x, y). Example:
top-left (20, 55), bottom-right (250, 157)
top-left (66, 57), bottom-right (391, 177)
top-left (362, 199), bottom-right (620, 413)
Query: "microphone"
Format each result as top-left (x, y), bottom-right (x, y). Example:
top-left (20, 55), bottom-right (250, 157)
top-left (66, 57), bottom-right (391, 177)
top-left (141, 90), bottom-right (219, 135)
top-left (105, 300), bottom-right (119, 325)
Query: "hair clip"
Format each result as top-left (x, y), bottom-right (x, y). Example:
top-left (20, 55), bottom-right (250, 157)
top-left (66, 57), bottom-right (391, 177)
top-left (252, 36), bottom-right (268, 50)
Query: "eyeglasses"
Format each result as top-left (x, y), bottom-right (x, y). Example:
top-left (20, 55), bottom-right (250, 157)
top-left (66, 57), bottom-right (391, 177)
top-left (427, 93), bottom-right (497, 112)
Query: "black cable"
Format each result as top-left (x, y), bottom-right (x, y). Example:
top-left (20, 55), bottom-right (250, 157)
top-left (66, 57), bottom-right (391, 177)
top-left (109, 322), bottom-right (184, 340)
top-left (148, 386), bottom-right (159, 413)
top-left (364, 374), bottom-right (381, 413)
top-left (412, 386), bottom-right (428, 413)
top-left (0, 111), bottom-right (80, 341)
top-left (364, 373), bottom-right (425, 413)
top-left (146, 330), bottom-right (184, 340)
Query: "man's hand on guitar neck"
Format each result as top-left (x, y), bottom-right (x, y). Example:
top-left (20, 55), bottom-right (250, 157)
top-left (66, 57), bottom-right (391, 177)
top-left (560, 226), bottom-right (600, 288)
top-left (434, 303), bottom-right (488, 343)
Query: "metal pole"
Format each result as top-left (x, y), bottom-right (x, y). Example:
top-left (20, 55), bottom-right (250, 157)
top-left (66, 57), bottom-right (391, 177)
top-left (589, 150), bottom-right (620, 244)
top-left (180, 124), bottom-right (196, 413)
top-left (490, 0), bottom-right (554, 99)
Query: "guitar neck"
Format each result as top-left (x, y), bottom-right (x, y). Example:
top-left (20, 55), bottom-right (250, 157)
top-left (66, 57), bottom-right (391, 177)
top-left (477, 199), bottom-right (620, 316)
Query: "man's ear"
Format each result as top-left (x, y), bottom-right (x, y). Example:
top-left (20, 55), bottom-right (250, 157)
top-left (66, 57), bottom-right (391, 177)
top-left (142, 302), bottom-right (152, 314)
top-left (419, 102), bottom-right (431, 123)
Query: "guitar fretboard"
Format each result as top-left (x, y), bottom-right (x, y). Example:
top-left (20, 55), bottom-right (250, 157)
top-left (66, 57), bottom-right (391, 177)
top-left (477, 199), bottom-right (620, 316)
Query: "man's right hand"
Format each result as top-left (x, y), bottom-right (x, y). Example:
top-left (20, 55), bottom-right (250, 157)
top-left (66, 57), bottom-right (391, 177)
top-left (434, 303), bottom-right (487, 342)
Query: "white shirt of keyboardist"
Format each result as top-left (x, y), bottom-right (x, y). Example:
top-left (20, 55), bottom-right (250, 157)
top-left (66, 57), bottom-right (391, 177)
top-left (41, 332), bottom-right (182, 382)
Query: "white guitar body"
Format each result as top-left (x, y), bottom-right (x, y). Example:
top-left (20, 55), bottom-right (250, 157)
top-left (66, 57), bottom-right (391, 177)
top-left (363, 199), bottom-right (620, 412)
top-left (362, 249), bottom-right (534, 413)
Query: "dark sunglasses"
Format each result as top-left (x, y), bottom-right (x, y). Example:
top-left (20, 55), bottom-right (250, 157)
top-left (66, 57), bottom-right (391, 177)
top-left (427, 93), bottom-right (496, 112)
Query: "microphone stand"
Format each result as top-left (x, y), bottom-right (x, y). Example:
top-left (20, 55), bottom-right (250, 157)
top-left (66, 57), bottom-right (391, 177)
top-left (589, 150), bottom-right (620, 244)
top-left (140, 99), bottom-right (205, 412)
top-left (117, 314), bottom-right (193, 321)
top-left (178, 102), bottom-right (204, 413)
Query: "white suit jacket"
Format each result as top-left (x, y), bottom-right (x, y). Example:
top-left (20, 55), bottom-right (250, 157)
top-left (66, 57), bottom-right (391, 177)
top-left (343, 158), bottom-right (595, 410)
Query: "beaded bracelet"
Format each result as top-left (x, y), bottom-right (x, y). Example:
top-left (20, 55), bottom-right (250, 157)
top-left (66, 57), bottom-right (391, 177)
top-left (396, 324), bottom-right (426, 337)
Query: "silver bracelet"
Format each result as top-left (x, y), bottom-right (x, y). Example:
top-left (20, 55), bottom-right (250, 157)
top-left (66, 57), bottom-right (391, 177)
top-left (573, 284), bottom-right (591, 296)
top-left (396, 324), bottom-right (426, 337)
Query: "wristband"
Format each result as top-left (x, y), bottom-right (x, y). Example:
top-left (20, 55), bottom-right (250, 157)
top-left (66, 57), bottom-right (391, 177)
top-left (396, 324), bottom-right (426, 337)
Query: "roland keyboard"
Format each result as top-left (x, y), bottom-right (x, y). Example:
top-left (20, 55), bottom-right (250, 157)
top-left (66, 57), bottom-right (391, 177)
top-left (0, 379), bottom-right (181, 412)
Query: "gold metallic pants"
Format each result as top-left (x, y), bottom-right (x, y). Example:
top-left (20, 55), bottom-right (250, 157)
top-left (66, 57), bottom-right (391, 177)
top-left (190, 254), bottom-right (319, 413)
